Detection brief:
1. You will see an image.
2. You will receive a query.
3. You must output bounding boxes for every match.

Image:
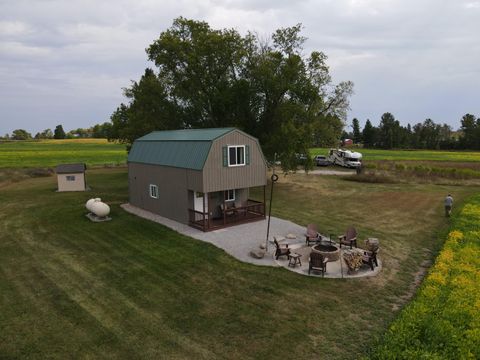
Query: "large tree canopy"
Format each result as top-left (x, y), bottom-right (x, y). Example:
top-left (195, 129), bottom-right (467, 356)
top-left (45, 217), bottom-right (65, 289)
top-left (110, 18), bottom-right (354, 169)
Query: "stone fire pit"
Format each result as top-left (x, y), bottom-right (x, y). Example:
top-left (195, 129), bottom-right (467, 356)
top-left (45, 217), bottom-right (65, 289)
top-left (311, 243), bottom-right (340, 262)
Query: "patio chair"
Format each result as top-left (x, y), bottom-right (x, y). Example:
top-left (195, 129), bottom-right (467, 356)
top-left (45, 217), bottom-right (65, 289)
top-left (219, 203), bottom-right (235, 217)
top-left (338, 226), bottom-right (357, 249)
top-left (305, 224), bottom-right (321, 245)
top-left (234, 200), bottom-right (248, 217)
top-left (308, 252), bottom-right (328, 276)
top-left (274, 238), bottom-right (290, 260)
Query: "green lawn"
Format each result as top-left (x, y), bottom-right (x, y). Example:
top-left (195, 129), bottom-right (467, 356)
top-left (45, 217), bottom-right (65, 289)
top-left (0, 139), bottom-right (127, 168)
top-left (1, 168), bottom-right (478, 359)
top-left (311, 147), bottom-right (480, 162)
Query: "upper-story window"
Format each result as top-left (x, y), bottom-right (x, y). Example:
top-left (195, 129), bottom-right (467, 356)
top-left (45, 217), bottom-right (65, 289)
top-left (228, 145), bottom-right (245, 166)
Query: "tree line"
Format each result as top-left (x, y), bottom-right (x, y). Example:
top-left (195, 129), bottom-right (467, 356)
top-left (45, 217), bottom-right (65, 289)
top-left (1, 123), bottom-right (113, 140)
top-left (346, 113), bottom-right (480, 150)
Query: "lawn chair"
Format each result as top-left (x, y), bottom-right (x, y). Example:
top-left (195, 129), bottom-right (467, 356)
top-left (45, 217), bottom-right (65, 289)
top-left (305, 224), bottom-right (321, 245)
top-left (219, 203), bottom-right (235, 217)
top-left (308, 252), bottom-right (328, 276)
top-left (234, 200), bottom-right (247, 217)
top-left (274, 238), bottom-right (290, 260)
top-left (338, 226), bottom-right (357, 249)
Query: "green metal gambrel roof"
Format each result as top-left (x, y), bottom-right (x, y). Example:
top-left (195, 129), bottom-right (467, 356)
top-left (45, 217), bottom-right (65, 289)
top-left (128, 128), bottom-right (236, 170)
top-left (136, 128), bottom-right (236, 142)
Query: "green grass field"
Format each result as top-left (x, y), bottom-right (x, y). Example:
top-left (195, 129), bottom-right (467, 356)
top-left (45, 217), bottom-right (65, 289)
top-left (0, 139), bottom-right (127, 168)
top-left (1, 168), bottom-right (479, 359)
top-left (311, 147), bottom-right (480, 162)
top-left (2, 139), bottom-right (480, 170)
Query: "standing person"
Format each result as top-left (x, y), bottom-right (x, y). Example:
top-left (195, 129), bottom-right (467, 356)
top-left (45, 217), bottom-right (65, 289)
top-left (444, 194), bottom-right (454, 217)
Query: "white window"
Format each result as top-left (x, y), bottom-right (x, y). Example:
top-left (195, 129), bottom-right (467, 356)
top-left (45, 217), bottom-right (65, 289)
top-left (66, 175), bottom-right (75, 181)
top-left (149, 184), bottom-right (158, 199)
top-left (224, 189), bottom-right (235, 202)
top-left (228, 145), bottom-right (245, 166)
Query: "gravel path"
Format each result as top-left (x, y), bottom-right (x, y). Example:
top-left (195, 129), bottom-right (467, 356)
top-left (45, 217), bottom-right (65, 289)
top-left (296, 169), bottom-right (355, 176)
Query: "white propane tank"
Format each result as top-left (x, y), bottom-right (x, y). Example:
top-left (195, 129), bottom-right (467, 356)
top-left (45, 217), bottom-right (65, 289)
top-left (91, 201), bottom-right (110, 218)
top-left (85, 198), bottom-right (98, 212)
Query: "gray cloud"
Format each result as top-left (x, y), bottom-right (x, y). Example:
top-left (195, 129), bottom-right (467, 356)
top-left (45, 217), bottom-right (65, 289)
top-left (0, 0), bottom-right (479, 134)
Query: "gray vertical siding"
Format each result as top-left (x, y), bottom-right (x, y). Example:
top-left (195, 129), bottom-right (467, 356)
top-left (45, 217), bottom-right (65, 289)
top-left (208, 188), bottom-right (249, 218)
top-left (128, 162), bottom-right (203, 224)
top-left (203, 130), bottom-right (267, 193)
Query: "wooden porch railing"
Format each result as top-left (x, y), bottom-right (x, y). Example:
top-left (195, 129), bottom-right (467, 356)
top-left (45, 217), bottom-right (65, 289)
top-left (188, 199), bottom-right (265, 232)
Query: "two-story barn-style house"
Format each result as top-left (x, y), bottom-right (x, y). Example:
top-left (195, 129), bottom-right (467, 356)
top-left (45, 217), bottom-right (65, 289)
top-left (127, 128), bottom-right (268, 231)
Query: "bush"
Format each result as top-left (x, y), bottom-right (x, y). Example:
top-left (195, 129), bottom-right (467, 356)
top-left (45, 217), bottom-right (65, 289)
top-left (368, 195), bottom-right (480, 359)
top-left (342, 172), bottom-right (397, 183)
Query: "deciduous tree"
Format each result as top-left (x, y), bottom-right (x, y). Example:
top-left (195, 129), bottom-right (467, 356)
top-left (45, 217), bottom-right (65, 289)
top-left (109, 18), bottom-right (354, 171)
top-left (12, 129), bottom-right (32, 140)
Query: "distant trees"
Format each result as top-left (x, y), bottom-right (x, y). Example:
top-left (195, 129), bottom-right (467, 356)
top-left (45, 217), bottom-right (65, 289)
top-left (54, 125), bottom-right (66, 139)
top-left (34, 129), bottom-right (53, 139)
top-left (352, 118), bottom-right (361, 143)
top-left (459, 114), bottom-right (480, 149)
top-left (92, 122), bottom-right (113, 138)
top-left (11, 129), bottom-right (32, 140)
top-left (358, 113), bottom-right (478, 150)
top-left (362, 119), bottom-right (376, 148)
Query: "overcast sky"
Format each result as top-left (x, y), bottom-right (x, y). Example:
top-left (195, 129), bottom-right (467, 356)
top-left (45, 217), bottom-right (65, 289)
top-left (1, 0), bottom-right (479, 135)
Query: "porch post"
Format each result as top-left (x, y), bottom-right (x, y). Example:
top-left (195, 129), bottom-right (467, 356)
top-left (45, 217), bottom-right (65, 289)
top-left (203, 192), bottom-right (206, 231)
top-left (223, 191), bottom-right (226, 225)
top-left (207, 192), bottom-right (211, 230)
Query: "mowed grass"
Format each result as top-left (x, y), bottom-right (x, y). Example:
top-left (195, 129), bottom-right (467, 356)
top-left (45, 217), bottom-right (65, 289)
top-left (0, 139), bottom-right (127, 168)
top-left (1, 168), bottom-right (478, 359)
top-left (311, 147), bottom-right (480, 162)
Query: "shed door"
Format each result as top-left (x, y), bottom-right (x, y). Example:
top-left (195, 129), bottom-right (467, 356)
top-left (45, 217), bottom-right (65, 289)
top-left (194, 192), bottom-right (208, 214)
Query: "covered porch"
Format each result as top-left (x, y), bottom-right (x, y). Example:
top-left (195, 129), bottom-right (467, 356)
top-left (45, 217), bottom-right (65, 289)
top-left (188, 187), bottom-right (266, 231)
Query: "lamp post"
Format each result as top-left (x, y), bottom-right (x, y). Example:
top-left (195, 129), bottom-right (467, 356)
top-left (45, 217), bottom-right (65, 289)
top-left (265, 154), bottom-right (278, 252)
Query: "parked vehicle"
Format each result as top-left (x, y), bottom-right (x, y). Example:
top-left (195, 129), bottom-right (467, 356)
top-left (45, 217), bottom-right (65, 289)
top-left (328, 149), bottom-right (362, 168)
top-left (314, 155), bottom-right (330, 166)
top-left (295, 153), bottom-right (308, 165)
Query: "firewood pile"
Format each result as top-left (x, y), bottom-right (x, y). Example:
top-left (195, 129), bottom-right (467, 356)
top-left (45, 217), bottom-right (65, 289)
top-left (342, 249), bottom-right (364, 272)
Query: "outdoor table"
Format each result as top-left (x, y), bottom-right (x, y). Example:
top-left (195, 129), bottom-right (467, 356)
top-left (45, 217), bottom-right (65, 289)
top-left (288, 253), bottom-right (302, 267)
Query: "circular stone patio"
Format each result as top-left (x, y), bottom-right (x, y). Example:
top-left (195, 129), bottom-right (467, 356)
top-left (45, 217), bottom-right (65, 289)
top-left (121, 203), bottom-right (381, 278)
top-left (272, 241), bottom-right (382, 278)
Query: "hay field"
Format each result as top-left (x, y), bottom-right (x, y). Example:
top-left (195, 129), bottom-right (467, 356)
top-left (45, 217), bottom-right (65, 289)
top-left (0, 139), bottom-right (126, 168)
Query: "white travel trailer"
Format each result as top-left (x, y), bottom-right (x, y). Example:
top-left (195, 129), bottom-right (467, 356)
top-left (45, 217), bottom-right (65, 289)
top-left (328, 149), bottom-right (362, 168)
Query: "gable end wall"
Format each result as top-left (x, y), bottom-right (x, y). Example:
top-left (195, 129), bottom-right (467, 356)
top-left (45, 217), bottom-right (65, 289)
top-left (203, 130), bottom-right (267, 193)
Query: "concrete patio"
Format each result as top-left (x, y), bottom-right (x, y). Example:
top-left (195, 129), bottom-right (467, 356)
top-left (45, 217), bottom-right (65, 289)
top-left (121, 203), bottom-right (381, 278)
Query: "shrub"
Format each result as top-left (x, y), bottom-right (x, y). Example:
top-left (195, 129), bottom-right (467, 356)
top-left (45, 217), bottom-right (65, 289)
top-left (342, 172), bottom-right (397, 184)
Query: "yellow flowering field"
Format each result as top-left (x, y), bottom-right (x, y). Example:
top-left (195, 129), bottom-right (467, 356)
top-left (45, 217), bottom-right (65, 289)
top-left (369, 198), bottom-right (480, 359)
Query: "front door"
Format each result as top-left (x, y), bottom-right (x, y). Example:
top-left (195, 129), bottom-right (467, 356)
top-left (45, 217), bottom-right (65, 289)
top-left (194, 192), bottom-right (208, 216)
